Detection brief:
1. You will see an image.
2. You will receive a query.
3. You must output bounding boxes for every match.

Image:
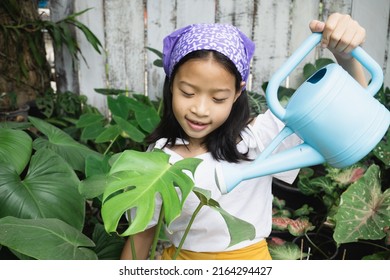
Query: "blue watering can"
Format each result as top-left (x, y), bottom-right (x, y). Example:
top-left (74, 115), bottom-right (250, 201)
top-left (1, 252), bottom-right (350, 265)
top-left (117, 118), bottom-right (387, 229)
top-left (216, 32), bottom-right (389, 194)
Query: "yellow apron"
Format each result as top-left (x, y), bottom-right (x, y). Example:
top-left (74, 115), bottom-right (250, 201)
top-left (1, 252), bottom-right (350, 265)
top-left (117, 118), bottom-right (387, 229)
top-left (161, 239), bottom-right (272, 260)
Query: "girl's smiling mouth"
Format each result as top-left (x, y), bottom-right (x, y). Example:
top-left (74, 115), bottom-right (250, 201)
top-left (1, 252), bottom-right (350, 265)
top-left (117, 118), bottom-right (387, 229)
top-left (186, 118), bottom-right (210, 131)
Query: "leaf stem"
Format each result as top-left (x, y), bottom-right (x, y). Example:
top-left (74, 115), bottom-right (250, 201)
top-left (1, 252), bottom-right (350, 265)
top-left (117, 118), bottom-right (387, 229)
top-left (149, 206), bottom-right (165, 260)
top-left (356, 240), bottom-right (389, 251)
top-left (126, 210), bottom-right (137, 260)
top-left (103, 135), bottom-right (119, 155)
top-left (304, 233), bottom-right (332, 259)
top-left (172, 202), bottom-right (203, 260)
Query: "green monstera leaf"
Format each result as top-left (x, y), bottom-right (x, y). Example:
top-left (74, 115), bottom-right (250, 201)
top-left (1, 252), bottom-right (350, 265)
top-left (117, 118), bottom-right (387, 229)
top-left (334, 164), bottom-right (390, 244)
top-left (192, 187), bottom-right (256, 248)
top-left (101, 150), bottom-right (202, 236)
top-left (0, 217), bottom-right (96, 260)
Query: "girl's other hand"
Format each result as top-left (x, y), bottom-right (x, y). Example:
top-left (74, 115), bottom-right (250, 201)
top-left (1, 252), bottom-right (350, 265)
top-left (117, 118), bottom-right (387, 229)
top-left (309, 13), bottom-right (366, 59)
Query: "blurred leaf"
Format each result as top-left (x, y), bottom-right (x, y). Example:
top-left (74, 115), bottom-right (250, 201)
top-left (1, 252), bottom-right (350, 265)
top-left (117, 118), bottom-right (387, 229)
top-left (0, 217), bottom-right (96, 260)
top-left (0, 148), bottom-right (84, 230)
top-left (95, 124), bottom-right (121, 143)
top-left (0, 128), bottom-right (32, 174)
top-left (94, 88), bottom-right (129, 96)
top-left (113, 115), bottom-right (145, 143)
top-left (146, 47), bottom-right (163, 59)
top-left (29, 116), bottom-right (101, 172)
top-left (108, 96), bottom-right (129, 119)
top-left (268, 241), bottom-right (304, 260)
top-left (92, 223), bottom-right (124, 260)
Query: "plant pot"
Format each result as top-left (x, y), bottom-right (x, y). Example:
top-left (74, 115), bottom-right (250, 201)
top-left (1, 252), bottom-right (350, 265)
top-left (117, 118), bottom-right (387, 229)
top-left (293, 232), bottom-right (339, 260)
top-left (0, 105), bottom-right (30, 122)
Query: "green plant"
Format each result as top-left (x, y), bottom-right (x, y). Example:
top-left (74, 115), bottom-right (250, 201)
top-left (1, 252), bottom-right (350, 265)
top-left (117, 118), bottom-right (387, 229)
top-left (0, 119), bottom-right (96, 259)
top-left (272, 196), bottom-right (315, 236)
top-left (76, 89), bottom-right (161, 154)
top-left (0, 87), bottom-right (257, 260)
top-left (79, 149), bottom-right (256, 260)
top-left (0, 115), bottom-right (144, 259)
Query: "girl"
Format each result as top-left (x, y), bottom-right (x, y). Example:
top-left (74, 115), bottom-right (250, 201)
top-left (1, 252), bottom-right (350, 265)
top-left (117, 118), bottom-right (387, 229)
top-left (121, 13), bottom-right (367, 260)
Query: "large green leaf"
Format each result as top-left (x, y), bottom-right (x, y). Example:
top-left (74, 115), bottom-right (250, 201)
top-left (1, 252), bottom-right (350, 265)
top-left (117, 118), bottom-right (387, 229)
top-left (0, 128), bottom-right (32, 174)
top-left (334, 165), bottom-right (390, 244)
top-left (28, 116), bottom-right (101, 172)
top-left (0, 148), bottom-right (84, 230)
top-left (107, 95), bottom-right (130, 119)
top-left (101, 150), bottom-right (202, 236)
top-left (0, 217), bottom-right (97, 260)
top-left (92, 223), bottom-right (124, 260)
top-left (192, 187), bottom-right (256, 247)
top-left (113, 115), bottom-right (145, 142)
top-left (125, 98), bottom-right (160, 133)
top-left (76, 112), bottom-right (106, 141)
top-left (78, 154), bottom-right (115, 199)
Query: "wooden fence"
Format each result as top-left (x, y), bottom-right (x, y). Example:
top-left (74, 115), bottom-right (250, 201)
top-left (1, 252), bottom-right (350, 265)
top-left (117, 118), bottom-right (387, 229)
top-left (51, 0), bottom-right (390, 114)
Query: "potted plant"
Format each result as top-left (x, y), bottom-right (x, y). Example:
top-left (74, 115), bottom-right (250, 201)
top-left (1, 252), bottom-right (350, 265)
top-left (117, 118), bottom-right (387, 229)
top-left (0, 91), bottom-right (30, 122)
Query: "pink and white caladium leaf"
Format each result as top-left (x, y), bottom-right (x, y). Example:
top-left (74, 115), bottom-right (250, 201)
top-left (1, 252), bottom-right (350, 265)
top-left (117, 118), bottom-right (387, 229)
top-left (272, 217), bottom-right (315, 236)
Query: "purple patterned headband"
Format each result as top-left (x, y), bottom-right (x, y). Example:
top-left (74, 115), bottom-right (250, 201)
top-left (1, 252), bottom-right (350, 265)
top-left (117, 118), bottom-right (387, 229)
top-left (162, 23), bottom-right (255, 83)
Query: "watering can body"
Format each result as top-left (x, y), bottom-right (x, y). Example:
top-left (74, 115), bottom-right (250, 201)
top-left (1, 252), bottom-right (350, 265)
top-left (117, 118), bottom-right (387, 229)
top-left (215, 33), bottom-right (389, 194)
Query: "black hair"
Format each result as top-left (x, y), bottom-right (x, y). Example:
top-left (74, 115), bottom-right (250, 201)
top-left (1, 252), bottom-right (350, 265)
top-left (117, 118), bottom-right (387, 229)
top-left (146, 50), bottom-right (252, 163)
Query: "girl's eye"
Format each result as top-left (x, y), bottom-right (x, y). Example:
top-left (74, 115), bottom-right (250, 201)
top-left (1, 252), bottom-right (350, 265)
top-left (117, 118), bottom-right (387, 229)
top-left (181, 90), bottom-right (194, 97)
top-left (213, 97), bottom-right (227, 103)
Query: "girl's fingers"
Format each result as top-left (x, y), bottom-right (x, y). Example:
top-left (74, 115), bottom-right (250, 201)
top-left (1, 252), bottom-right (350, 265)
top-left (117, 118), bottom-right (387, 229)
top-left (309, 20), bottom-right (325, 33)
top-left (320, 13), bottom-right (365, 54)
top-left (323, 13), bottom-right (350, 49)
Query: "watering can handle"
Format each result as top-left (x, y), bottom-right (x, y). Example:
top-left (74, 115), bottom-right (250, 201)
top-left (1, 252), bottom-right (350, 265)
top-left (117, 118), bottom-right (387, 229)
top-left (266, 32), bottom-right (384, 121)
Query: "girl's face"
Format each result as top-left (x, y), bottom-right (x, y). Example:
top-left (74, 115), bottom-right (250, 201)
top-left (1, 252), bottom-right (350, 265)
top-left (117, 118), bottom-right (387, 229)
top-left (171, 58), bottom-right (244, 146)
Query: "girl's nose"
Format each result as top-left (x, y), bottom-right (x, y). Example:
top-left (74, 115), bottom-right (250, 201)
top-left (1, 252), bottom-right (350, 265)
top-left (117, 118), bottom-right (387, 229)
top-left (190, 97), bottom-right (210, 116)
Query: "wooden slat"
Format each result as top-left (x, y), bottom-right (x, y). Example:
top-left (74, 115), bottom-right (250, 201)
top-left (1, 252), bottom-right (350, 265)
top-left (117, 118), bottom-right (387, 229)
top-left (50, 0), bottom-right (79, 94)
top-left (104, 0), bottom-right (145, 94)
top-left (288, 0), bottom-right (321, 89)
top-left (351, 0), bottom-right (390, 86)
top-left (146, 0), bottom-right (176, 100)
top-left (176, 0), bottom-right (216, 27)
top-left (73, 0), bottom-right (107, 114)
top-left (216, 0), bottom-right (255, 35)
top-left (251, 0), bottom-right (291, 92)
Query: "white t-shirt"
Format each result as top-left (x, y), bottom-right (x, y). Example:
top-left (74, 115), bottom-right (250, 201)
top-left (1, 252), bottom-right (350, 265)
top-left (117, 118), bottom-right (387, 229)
top-left (145, 110), bottom-right (301, 252)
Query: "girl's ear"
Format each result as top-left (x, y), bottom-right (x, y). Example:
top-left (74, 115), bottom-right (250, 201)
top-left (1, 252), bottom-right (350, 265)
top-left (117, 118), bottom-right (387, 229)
top-left (234, 81), bottom-right (246, 102)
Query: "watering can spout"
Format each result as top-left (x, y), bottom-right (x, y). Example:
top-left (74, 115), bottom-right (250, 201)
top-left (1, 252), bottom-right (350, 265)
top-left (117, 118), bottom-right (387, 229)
top-left (215, 143), bottom-right (326, 194)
